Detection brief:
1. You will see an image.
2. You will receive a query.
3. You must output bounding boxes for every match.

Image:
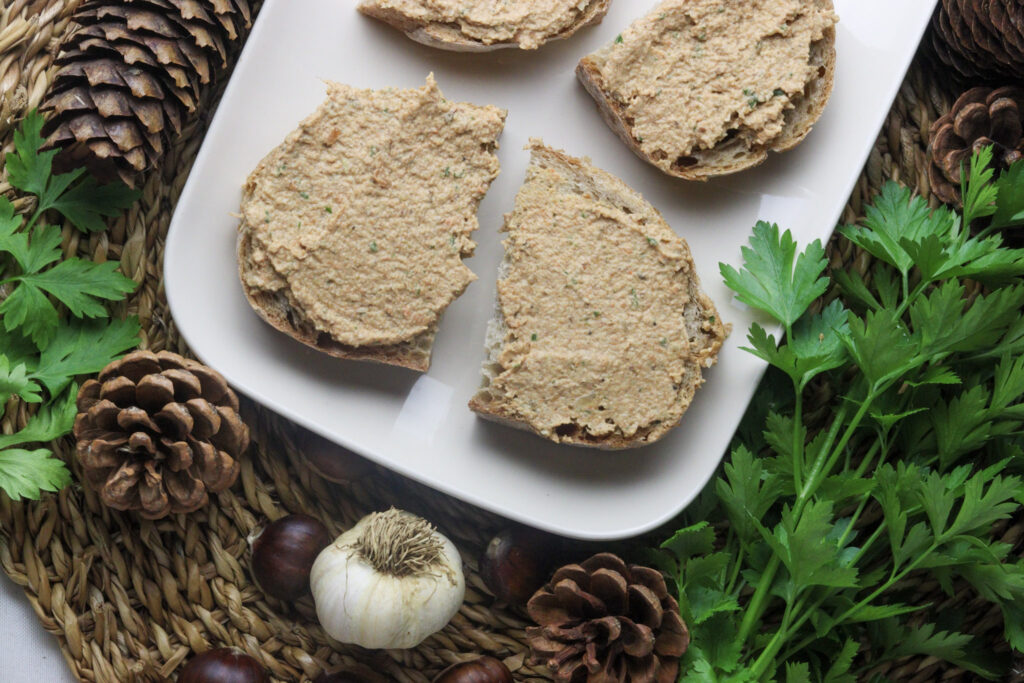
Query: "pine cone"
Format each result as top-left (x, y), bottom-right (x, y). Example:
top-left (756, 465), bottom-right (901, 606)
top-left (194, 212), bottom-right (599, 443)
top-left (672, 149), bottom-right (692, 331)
top-left (928, 86), bottom-right (1024, 205)
top-left (928, 0), bottom-right (1024, 84)
top-left (526, 553), bottom-right (689, 683)
top-left (73, 350), bottom-right (249, 519)
top-left (40, 0), bottom-right (252, 185)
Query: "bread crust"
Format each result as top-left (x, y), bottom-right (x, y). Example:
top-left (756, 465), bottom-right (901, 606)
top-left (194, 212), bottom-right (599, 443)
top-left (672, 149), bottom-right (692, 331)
top-left (576, 1), bottom-right (837, 181)
top-left (358, 0), bottom-right (610, 51)
top-left (237, 225), bottom-right (434, 372)
top-left (469, 143), bottom-right (729, 450)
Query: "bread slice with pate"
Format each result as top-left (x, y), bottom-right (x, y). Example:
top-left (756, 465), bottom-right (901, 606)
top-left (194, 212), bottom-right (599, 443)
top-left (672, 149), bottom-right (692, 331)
top-left (577, 0), bottom-right (839, 180)
top-left (469, 141), bottom-right (729, 449)
top-left (237, 75), bottom-right (506, 372)
top-left (357, 0), bottom-right (611, 51)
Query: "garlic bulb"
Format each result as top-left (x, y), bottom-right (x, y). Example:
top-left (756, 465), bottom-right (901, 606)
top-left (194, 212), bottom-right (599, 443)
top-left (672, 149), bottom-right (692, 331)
top-left (310, 508), bottom-right (465, 649)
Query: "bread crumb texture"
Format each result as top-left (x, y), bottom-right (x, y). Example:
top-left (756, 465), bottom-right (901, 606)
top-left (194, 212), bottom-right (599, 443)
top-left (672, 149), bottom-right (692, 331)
top-left (359, 0), bottom-right (606, 49)
top-left (588, 0), bottom-right (837, 173)
top-left (239, 76), bottom-right (505, 349)
top-left (473, 142), bottom-right (728, 448)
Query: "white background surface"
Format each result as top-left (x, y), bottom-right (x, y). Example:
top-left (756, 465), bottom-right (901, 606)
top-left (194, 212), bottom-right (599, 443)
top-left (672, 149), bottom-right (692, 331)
top-left (1, 1), bottom-right (937, 677)
top-left (1, 572), bottom-right (74, 682)
top-left (165, 0), bottom-right (939, 540)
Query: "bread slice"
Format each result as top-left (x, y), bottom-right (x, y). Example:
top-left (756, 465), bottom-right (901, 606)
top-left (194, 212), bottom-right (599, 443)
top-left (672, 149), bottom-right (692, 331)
top-left (577, 0), bottom-right (839, 181)
top-left (237, 75), bottom-right (506, 372)
top-left (357, 0), bottom-right (610, 51)
top-left (469, 141), bottom-right (729, 449)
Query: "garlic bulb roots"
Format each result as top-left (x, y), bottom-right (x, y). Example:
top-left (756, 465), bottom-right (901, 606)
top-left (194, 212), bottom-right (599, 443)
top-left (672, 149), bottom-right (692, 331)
top-left (310, 508), bottom-right (465, 649)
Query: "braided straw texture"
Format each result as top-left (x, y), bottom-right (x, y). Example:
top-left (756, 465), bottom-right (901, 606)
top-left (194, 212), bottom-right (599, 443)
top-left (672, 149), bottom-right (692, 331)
top-left (0, 2), bottom-right (1018, 681)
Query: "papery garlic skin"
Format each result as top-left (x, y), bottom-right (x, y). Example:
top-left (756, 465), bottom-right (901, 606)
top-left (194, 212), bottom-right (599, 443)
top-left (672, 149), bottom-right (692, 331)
top-left (310, 510), bottom-right (465, 649)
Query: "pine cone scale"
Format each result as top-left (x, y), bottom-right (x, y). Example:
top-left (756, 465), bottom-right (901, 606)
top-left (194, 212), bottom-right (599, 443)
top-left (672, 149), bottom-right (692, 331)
top-left (137, 372), bottom-right (175, 409)
top-left (127, 431), bottom-right (156, 454)
top-left (47, 87), bottom-right (95, 115)
top-left (653, 609), bottom-right (689, 657)
top-left (210, 408), bottom-right (247, 452)
top-left (117, 405), bottom-right (159, 432)
top-left (626, 654), bottom-right (656, 681)
top-left (627, 584), bottom-right (663, 628)
top-left (74, 351), bottom-right (248, 518)
top-left (76, 437), bottom-right (127, 471)
top-left (953, 100), bottom-right (991, 138)
top-left (162, 439), bottom-right (193, 470)
top-left (138, 462), bottom-right (170, 518)
top-left (92, 90), bottom-right (137, 119)
top-left (103, 459), bottom-right (143, 508)
top-left (990, 97), bottom-right (1023, 145)
top-left (618, 619), bottom-right (655, 657)
top-left (185, 398), bottom-right (221, 438)
top-left (164, 367), bottom-right (202, 397)
top-left (164, 468), bottom-right (206, 510)
top-left (554, 579), bottom-right (607, 618)
top-left (625, 566), bottom-right (668, 596)
top-left (84, 397), bottom-right (121, 430)
top-left (100, 374), bottom-right (135, 403)
top-left (589, 568), bottom-right (627, 614)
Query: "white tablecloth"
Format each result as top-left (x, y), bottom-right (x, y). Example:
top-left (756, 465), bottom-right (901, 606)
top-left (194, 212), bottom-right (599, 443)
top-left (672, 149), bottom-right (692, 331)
top-left (1, 571), bottom-right (75, 682)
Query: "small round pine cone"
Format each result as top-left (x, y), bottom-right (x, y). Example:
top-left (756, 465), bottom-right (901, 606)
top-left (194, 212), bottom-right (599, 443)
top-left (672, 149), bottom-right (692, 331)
top-left (73, 350), bottom-right (249, 519)
top-left (928, 85), bottom-right (1024, 206)
top-left (526, 553), bottom-right (690, 683)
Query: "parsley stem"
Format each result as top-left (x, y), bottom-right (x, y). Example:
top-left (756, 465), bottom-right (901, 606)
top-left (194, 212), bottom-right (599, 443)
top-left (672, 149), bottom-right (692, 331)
top-left (775, 586), bottom-right (858, 664)
top-left (736, 555), bottom-right (780, 647)
top-left (836, 489), bottom-right (873, 550)
top-left (24, 205), bottom-right (45, 235)
top-left (752, 589), bottom-right (834, 678)
top-left (791, 378), bottom-right (804, 492)
top-left (798, 400), bottom-right (860, 504)
top-left (820, 542), bottom-right (939, 633)
top-left (739, 393), bottom-right (870, 652)
top-left (725, 545), bottom-right (745, 595)
top-left (849, 516), bottom-right (887, 566)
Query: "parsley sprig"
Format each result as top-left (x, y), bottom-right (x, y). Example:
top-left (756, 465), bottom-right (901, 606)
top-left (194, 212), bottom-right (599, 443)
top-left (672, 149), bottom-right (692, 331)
top-left (0, 111), bottom-right (141, 500)
top-left (659, 147), bottom-right (1024, 680)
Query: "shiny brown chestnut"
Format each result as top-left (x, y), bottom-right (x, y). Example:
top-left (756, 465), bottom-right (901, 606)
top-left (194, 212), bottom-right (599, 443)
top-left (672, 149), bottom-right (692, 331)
top-left (432, 656), bottom-right (513, 683)
top-left (312, 663), bottom-right (390, 683)
top-left (251, 514), bottom-right (331, 601)
top-left (178, 648), bottom-right (269, 683)
top-left (297, 428), bottom-right (373, 483)
top-left (480, 527), bottom-right (558, 605)
top-left (312, 673), bottom-right (368, 682)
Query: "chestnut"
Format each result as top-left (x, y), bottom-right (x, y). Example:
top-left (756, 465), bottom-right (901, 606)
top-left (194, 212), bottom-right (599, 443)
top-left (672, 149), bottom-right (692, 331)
top-left (297, 428), bottom-right (372, 483)
top-left (312, 673), bottom-right (368, 683)
top-left (251, 514), bottom-right (331, 600)
top-left (178, 648), bottom-right (268, 683)
top-left (480, 527), bottom-right (559, 605)
top-left (432, 656), bottom-right (513, 683)
top-left (312, 664), bottom-right (389, 683)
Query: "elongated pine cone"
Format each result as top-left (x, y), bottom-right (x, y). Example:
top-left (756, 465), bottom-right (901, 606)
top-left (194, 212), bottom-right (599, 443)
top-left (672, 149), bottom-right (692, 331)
top-left (928, 0), bottom-right (1024, 83)
top-left (40, 0), bottom-right (252, 185)
top-left (74, 350), bottom-right (249, 519)
top-left (928, 86), bottom-right (1024, 205)
top-left (526, 553), bottom-right (689, 683)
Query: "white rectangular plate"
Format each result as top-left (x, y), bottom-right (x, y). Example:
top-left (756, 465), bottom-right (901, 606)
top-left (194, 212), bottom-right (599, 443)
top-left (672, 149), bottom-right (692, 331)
top-left (166, 0), bottom-right (938, 540)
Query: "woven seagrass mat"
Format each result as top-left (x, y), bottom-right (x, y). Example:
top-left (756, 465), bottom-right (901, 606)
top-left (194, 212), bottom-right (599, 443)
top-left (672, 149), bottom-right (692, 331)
top-left (0, 2), bottom-right (1018, 681)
